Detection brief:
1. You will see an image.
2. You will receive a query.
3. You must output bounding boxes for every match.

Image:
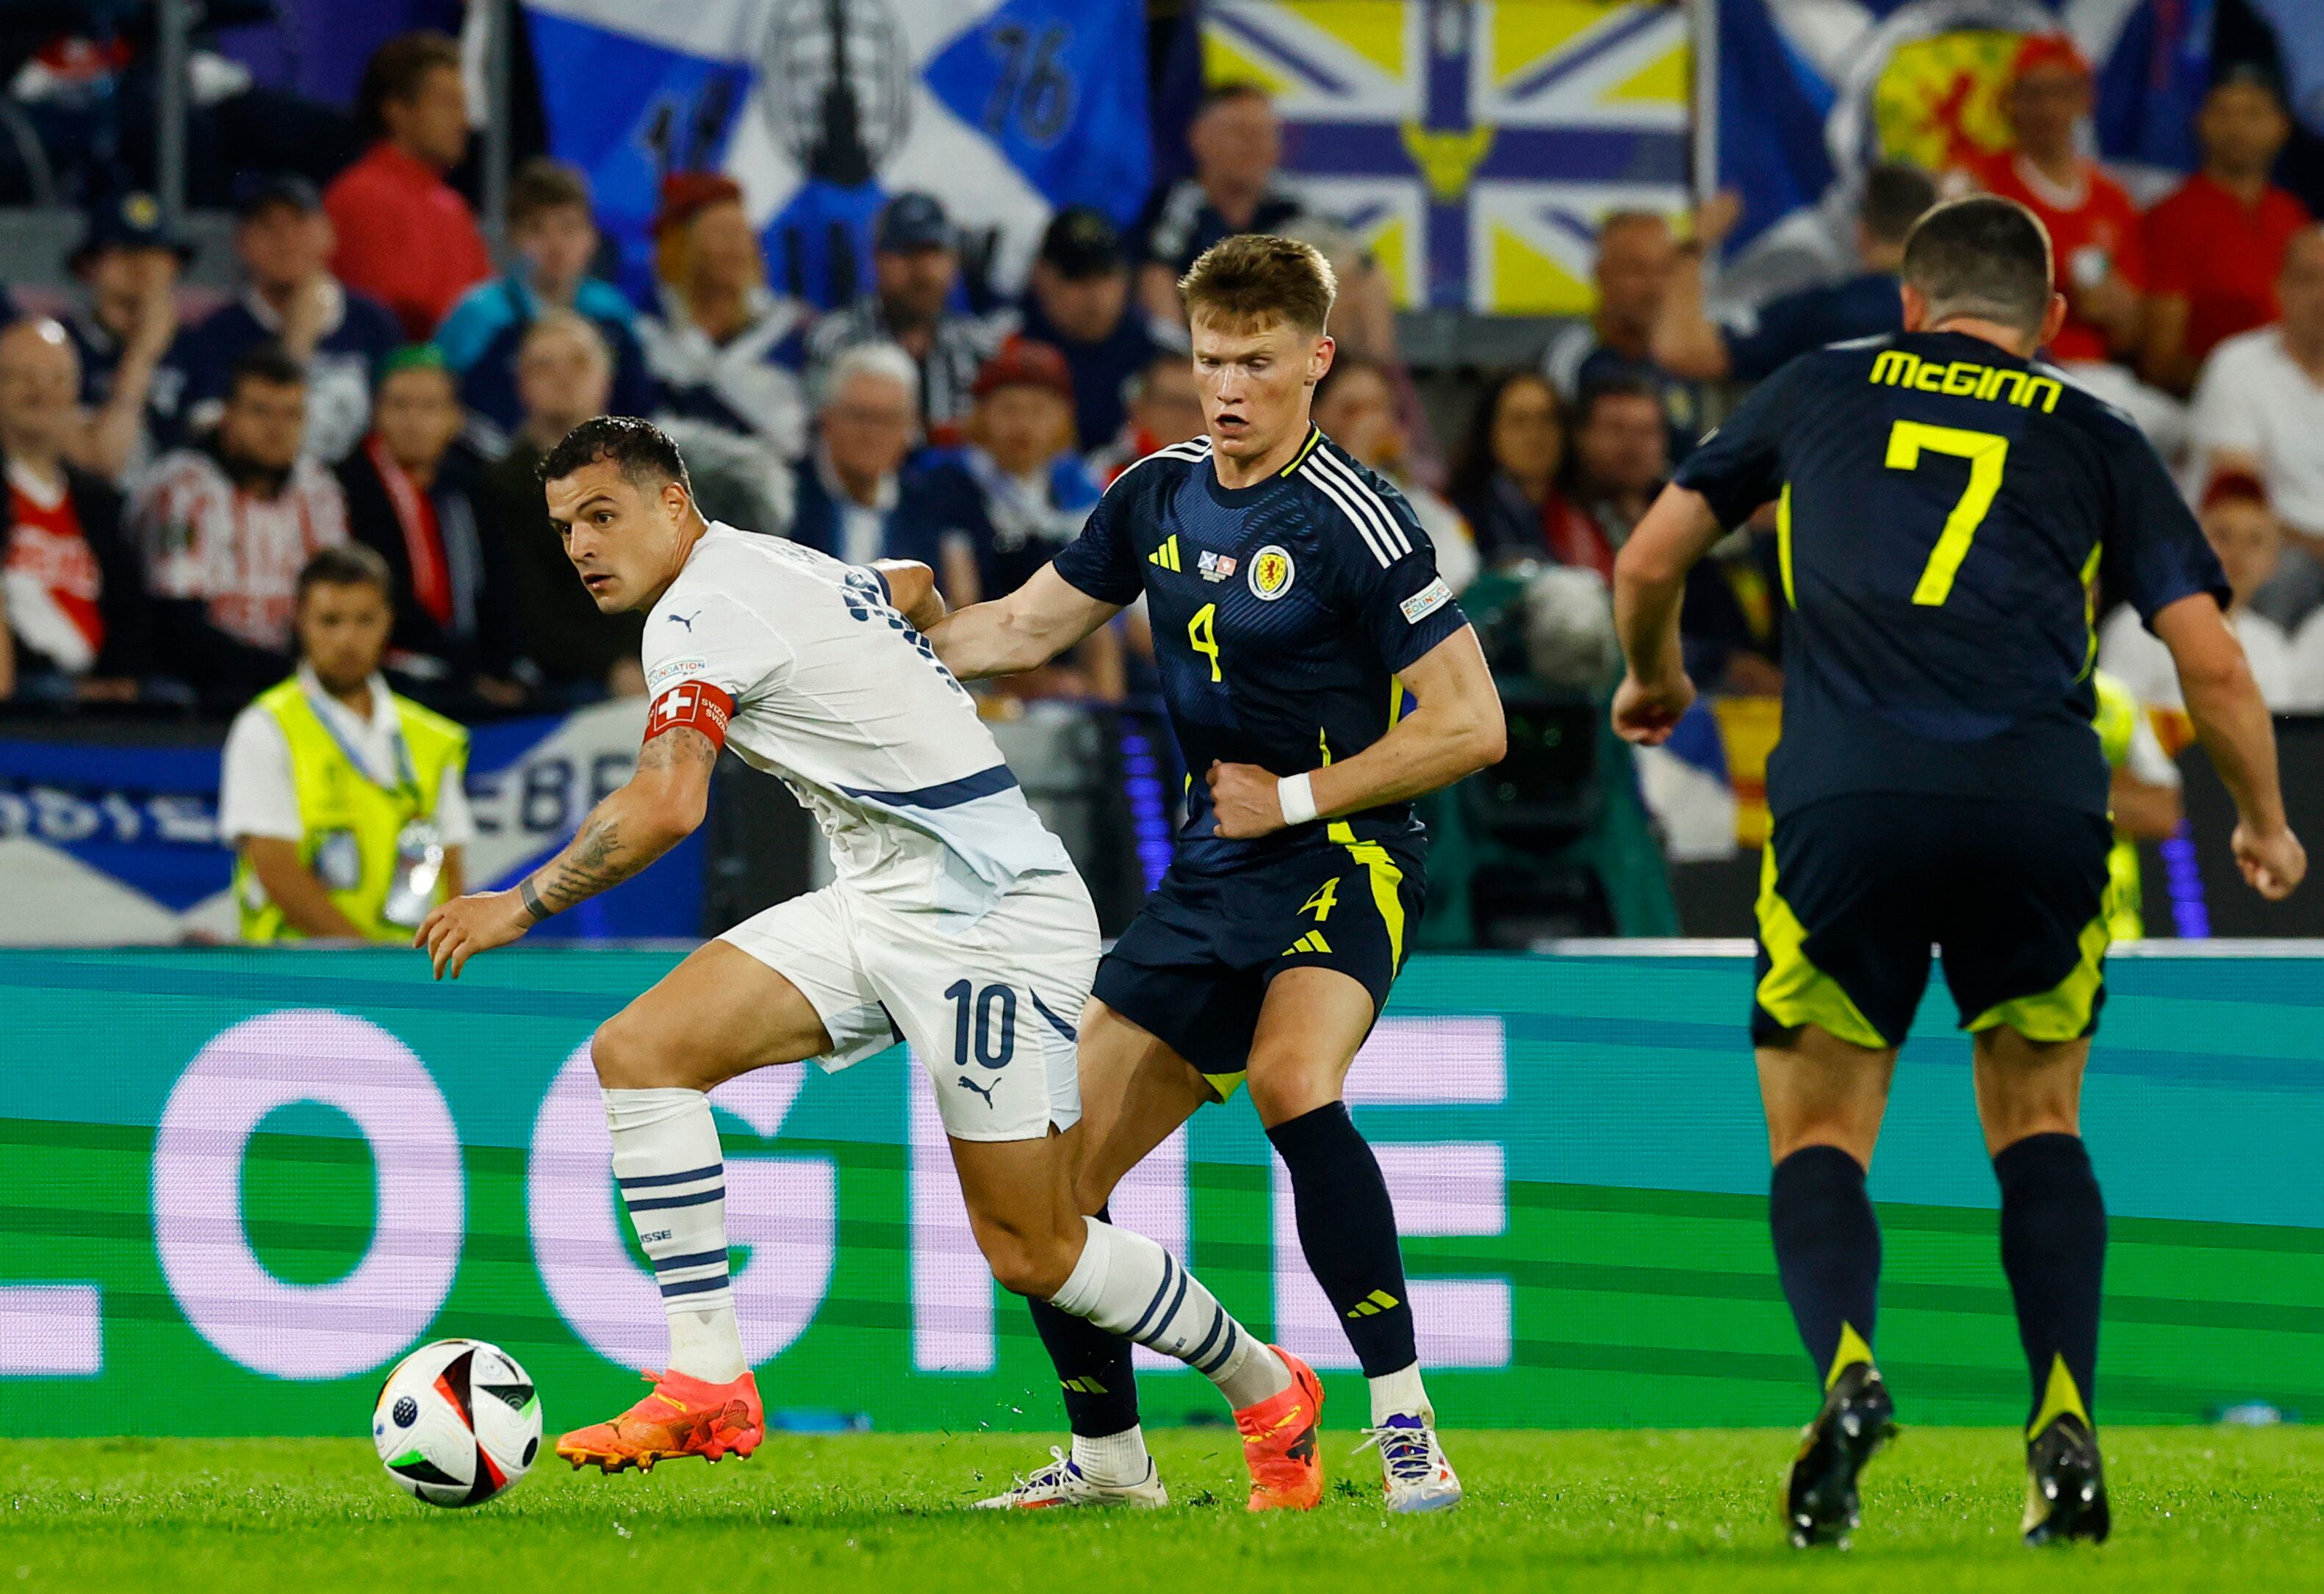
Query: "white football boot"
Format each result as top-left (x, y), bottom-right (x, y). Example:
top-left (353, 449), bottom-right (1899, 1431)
top-left (973, 1447), bottom-right (1170, 1510)
top-left (1359, 1414), bottom-right (1464, 1512)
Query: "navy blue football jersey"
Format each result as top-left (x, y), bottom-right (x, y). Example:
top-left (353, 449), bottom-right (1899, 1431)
top-left (1674, 330), bottom-right (2226, 819)
top-left (1052, 428), bottom-right (1470, 873)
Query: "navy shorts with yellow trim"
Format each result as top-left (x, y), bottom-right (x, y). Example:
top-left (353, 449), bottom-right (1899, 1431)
top-left (1094, 834), bottom-right (1427, 1094)
top-left (1752, 793), bottom-right (2112, 1050)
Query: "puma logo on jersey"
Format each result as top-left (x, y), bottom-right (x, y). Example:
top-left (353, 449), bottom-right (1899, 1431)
top-left (957, 1075), bottom-right (999, 1107)
top-left (1148, 535), bottom-right (1181, 572)
top-left (669, 609), bottom-right (703, 630)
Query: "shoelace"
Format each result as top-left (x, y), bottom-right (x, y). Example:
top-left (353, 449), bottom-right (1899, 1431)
top-left (1007, 1446), bottom-right (1076, 1496)
top-left (1356, 1423), bottom-right (1438, 1483)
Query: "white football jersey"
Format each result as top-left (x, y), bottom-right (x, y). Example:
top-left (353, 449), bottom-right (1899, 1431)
top-left (639, 522), bottom-right (1073, 914)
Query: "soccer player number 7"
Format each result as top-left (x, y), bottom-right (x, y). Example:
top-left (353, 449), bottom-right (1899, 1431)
top-left (1885, 420), bottom-right (2010, 607)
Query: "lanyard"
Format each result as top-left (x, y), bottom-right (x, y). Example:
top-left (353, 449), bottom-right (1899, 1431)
top-left (299, 672), bottom-right (423, 809)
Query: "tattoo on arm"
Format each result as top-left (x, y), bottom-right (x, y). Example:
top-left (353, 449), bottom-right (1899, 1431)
top-left (535, 726), bottom-right (719, 912)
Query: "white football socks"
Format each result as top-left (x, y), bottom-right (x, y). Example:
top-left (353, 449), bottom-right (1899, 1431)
top-left (603, 1087), bottom-right (749, 1385)
top-left (1370, 1361), bottom-right (1433, 1427)
top-left (1071, 1426), bottom-right (1151, 1487)
top-left (1048, 1217), bottom-right (1290, 1412)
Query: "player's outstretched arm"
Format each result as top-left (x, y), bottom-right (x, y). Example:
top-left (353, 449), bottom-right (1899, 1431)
top-left (414, 725), bottom-right (721, 978)
top-left (2154, 594), bottom-right (2307, 900)
top-left (1206, 626), bottom-right (1505, 840)
top-left (924, 565), bottom-right (1123, 681)
top-left (1611, 484), bottom-right (1729, 745)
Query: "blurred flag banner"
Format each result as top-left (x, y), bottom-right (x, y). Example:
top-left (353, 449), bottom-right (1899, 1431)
top-left (1716, 0), bottom-right (2211, 281)
top-left (522, 0), bottom-right (1151, 307)
top-left (1202, 0), bottom-right (1691, 314)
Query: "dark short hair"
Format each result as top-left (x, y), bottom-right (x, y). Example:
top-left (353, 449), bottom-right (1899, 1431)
top-left (357, 32), bottom-right (461, 139)
top-left (1902, 195), bottom-right (2054, 334)
top-left (536, 415), bottom-right (694, 500)
top-left (296, 543), bottom-right (393, 605)
top-left (1573, 373), bottom-right (1663, 428)
top-left (1313, 353), bottom-right (1389, 411)
top-left (1180, 233), bottom-right (1337, 336)
top-left (1860, 163), bottom-right (1940, 246)
top-left (509, 158), bottom-right (591, 230)
top-left (227, 340), bottom-right (304, 402)
top-left (1200, 81), bottom-right (1271, 114)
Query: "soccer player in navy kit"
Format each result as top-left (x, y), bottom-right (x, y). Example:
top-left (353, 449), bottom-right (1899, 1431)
top-left (929, 235), bottom-right (1505, 1512)
top-left (1612, 198), bottom-right (2305, 1548)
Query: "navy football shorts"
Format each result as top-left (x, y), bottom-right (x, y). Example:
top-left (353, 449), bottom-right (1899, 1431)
top-left (1752, 791), bottom-right (2114, 1050)
top-left (1094, 834), bottom-right (1428, 1096)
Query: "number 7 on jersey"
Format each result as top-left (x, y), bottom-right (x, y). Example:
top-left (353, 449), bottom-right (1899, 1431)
top-left (1885, 420), bottom-right (2010, 606)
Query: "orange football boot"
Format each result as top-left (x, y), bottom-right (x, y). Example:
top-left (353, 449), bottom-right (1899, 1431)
top-left (1235, 1346), bottom-right (1325, 1511)
top-left (555, 1368), bottom-right (763, 1473)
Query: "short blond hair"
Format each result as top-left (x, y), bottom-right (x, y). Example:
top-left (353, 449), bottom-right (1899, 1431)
top-left (1179, 234), bottom-right (1337, 336)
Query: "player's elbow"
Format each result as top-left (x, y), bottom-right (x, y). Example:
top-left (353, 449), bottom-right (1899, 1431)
top-left (638, 785), bottom-right (708, 845)
top-left (2173, 638), bottom-right (2259, 704)
top-left (1464, 697), bottom-right (1508, 772)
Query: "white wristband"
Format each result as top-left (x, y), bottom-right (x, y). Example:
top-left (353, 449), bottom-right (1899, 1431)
top-left (1278, 771), bottom-right (1319, 826)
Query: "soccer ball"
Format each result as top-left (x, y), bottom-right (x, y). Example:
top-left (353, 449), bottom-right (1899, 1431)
top-left (373, 1338), bottom-right (542, 1507)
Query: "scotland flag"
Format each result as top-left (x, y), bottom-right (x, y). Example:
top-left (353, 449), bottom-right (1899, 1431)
top-left (522, 0), bottom-right (1151, 309)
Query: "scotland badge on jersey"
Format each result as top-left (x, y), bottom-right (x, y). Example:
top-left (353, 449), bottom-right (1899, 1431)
top-left (1248, 546), bottom-right (1295, 601)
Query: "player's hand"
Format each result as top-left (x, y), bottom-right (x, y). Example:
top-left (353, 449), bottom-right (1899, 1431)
top-left (414, 890), bottom-right (533, 980)
top-left (2231, 823), bottom-right (2306, 901)
top-left (1206, 760), bottom-right (1287, 840)
top-left (1611, 669), bottom-right (1697, 746)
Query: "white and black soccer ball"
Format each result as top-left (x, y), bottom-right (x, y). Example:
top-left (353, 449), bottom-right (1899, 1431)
top-left (373, 1338), bottom-right (543, 1507)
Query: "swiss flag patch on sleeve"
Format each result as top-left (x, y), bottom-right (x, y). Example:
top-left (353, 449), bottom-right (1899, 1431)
top-left (644, 680), bottom-right (735, 750)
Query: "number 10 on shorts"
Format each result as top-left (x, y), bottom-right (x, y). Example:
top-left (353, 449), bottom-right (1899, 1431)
top-left (946, 981), bottom-right (1018, 1070)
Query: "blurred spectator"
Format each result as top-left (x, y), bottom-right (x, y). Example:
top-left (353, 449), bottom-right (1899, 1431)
top-left (1016, 206), bottom-right (1156, 454)
top-left (1088, 352), bottom-right (1205, 484)
top-left (133, 342), bottom-right (348, 699)
top-left (1543, 211), bottom-right (1702, 459)
top-left (62, 191), bottom-right (189, 483)
top-left (2093, 668), bottom-right (2182, 943)
top-left (807, 192), bottom-right (1005, 442)
top-left (1653, 167), bottom-right (1935, 385)
top-left (170, 176), bottom-right (402, 466)
top-left (338, 350), bottom-right (518, 706)
top-left (1139, 84), bottom-right (1318, 330)
top-left (899, 342), bottom-right (1100, 607)
top-left (437, 159), bottom-right (658, 448)
top-left (1566, 376), bottom-right (1669, 553)
top-left (2143, 67), bottom-right (2310, 397)
top-left (1963, 36), bottom-right (2143, 364)
top-left (2189, 227), bottom-right (2324, 624)
top-left (638, 173), bottom-right (810, 491)
top-left (325, 32), bottom-right (492, 339)
top-left (0, 319), bottom-right (149, 701)
top-left (481, 312), bottom-right (644, 699)
top-left (2100, 471), bottom-right (2307, 708)
top-left (1446, 371), bottom-right (1606, 575)
top-left (1312, 356), bottom-right (1478, 594)
top-left (791, 343), bottom-right (917, 565)
top-left (220, 544), bottom-right (472, 944)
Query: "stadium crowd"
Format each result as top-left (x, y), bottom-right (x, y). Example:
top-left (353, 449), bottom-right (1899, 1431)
top-left (3, 26), bottom-right (2322, 746)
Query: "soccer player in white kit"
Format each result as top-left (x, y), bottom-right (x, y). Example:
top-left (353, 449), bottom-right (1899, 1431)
top-left (416, 419), bottom-right (1328, 1507)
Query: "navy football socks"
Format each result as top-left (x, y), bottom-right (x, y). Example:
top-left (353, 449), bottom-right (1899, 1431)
top-left (1994, 1133), bottom-right (2107, 1433)
top-left (1267, 1101), bottom-right (1418, 1377)
top-left (1769, 1144), bottom-right (1883, 1385)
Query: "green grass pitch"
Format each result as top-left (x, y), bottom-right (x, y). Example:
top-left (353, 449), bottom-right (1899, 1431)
top-left (2, 1427), bottom-right (2318, 1592)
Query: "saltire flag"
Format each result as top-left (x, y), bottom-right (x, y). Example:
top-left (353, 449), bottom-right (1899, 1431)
top-left (1199, 0), bottom-right (1691, 314)
top-left (520, 0), bottom-right (1151, 309)
top-left (1716, 0), bottom-right (2212, 280)
top-left (0, 701), bottom-right (699, 946)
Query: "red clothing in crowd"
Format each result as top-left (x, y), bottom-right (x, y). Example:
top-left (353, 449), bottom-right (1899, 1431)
top-left (324, 141), bottom-right (492, 339)
top-left (2144, 173), bottom-right (2311, 367)
top-left (5, 463), bottom-right (104, 672)
top-left (1967, 150), bottom-right (2145, 364)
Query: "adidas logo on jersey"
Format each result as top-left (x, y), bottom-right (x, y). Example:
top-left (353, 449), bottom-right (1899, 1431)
top-left (1148, 535), bottom-right (1181, 572)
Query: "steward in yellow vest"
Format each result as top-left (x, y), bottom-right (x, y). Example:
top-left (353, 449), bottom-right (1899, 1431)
top-left (222, 546), bottom-right (472, 942)
top-left (2091, 670), bottom-right (2184, 943)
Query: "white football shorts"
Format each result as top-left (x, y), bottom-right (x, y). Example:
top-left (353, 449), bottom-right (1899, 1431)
top-left (719, 869), bottom-right (1098, 1142)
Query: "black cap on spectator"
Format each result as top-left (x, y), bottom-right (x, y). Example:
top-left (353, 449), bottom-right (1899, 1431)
top-left (1040, 206), bottom-right (1124, 279)
top-left (236, 173), bottom-right (323, 222)
top-left (69, 191), bottom-right (194, 273)
top-left (877, 192), bottom-right (952, 253)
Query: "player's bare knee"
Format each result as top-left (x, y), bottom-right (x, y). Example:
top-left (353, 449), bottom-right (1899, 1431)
top-left (591, 1010), bottom-right (683, 1091)
top-left (976, 1222), bottom-right (1076, 1299)
top-left (1244, 1054), bottom-right (1338, 1128)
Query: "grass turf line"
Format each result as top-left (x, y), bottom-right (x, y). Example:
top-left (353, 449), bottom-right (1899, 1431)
top-left (1, 1428), bottom-right (2318, 1592)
